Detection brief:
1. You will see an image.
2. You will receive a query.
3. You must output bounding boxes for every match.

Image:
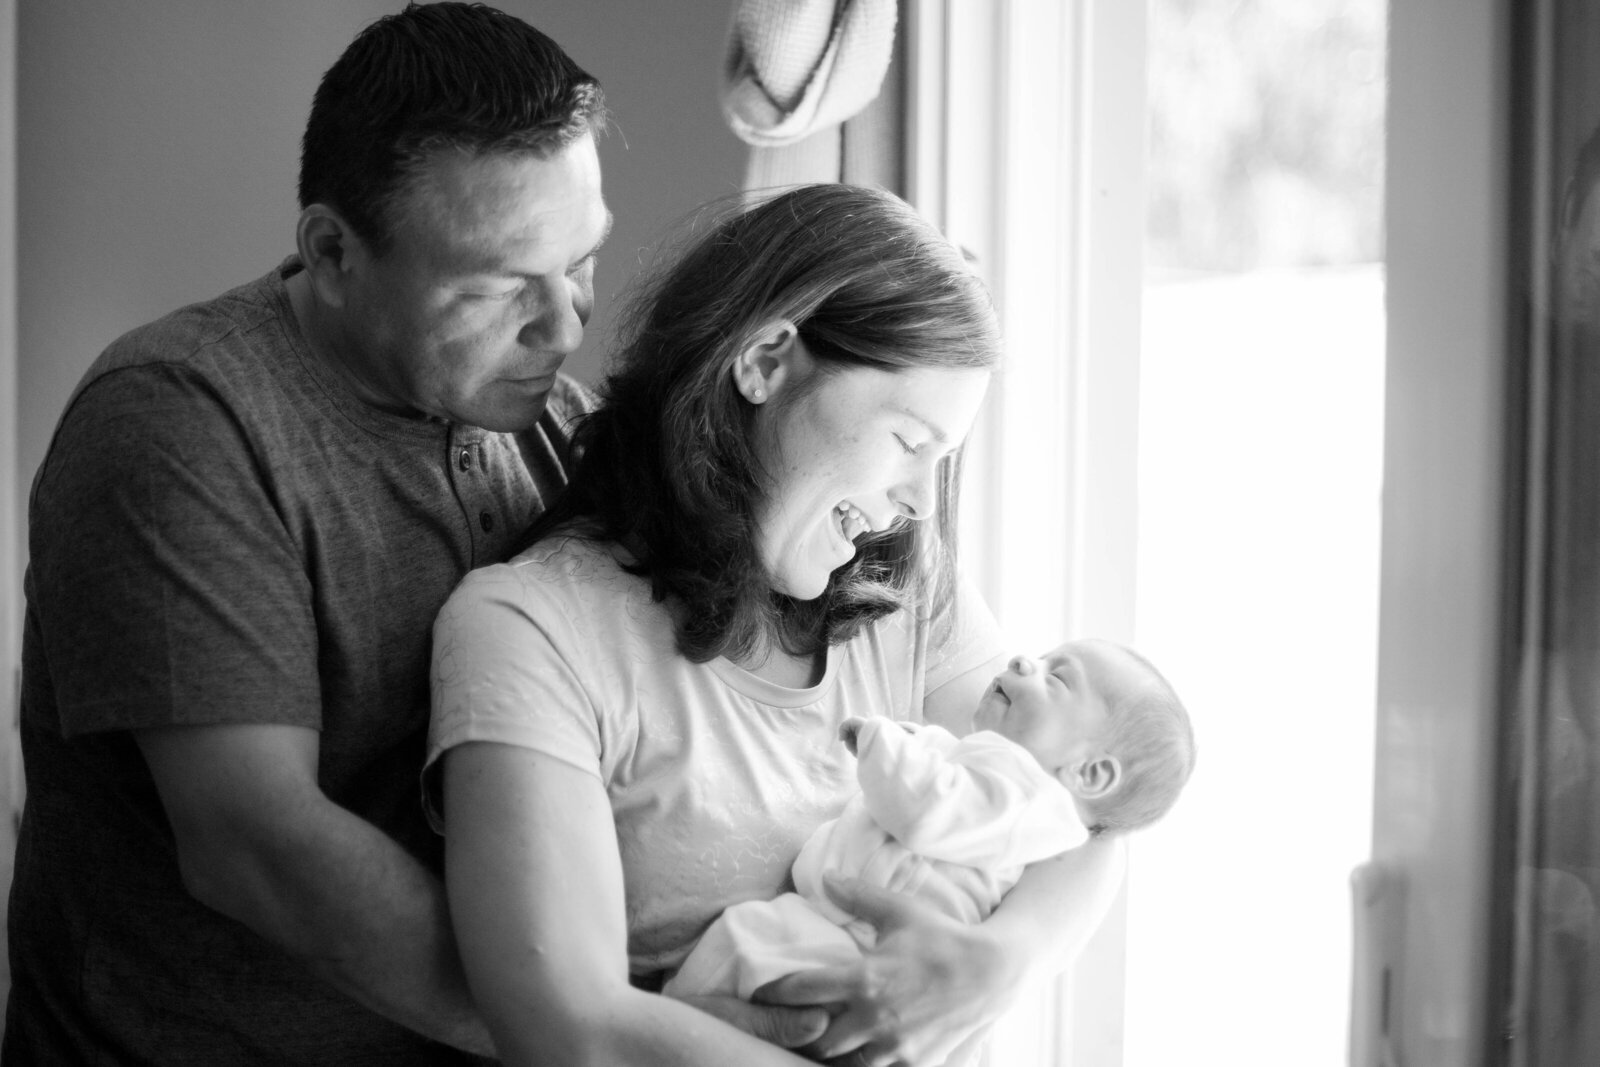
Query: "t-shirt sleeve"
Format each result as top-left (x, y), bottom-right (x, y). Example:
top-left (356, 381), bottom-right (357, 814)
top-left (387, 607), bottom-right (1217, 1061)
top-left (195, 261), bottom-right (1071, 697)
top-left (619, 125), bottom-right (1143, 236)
top-left (425, 563), bottom-right (604, 830)
top-left (29, 365), bottom-right (321, 736)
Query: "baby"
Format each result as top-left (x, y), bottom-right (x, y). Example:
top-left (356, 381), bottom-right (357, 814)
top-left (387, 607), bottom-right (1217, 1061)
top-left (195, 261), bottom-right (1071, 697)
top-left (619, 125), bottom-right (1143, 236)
top-left (663, 637), bottom-right (1196, 1001)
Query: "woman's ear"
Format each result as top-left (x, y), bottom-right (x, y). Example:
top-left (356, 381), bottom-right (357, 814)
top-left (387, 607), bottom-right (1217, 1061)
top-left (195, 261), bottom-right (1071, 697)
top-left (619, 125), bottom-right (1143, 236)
top-left (1062, 754), bottom-right (1122, 800)
top-left (730, 320), bottom-right (807, 404)
top-left (295, 203), bottom-right (367, 310)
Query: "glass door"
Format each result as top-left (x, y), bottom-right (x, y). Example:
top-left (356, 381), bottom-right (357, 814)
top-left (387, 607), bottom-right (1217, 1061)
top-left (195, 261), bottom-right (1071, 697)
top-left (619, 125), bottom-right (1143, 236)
top-left (1509, 0), bottom-right (1600, 1060)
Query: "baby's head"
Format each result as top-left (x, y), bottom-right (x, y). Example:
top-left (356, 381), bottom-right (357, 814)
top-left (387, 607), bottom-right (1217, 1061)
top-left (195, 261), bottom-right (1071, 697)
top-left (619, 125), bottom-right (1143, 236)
top-left (973, 638), bottom-right (1194, 835)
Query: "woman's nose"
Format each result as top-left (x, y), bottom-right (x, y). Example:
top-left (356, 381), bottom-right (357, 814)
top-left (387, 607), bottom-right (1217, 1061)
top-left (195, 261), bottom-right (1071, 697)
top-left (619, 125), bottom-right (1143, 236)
top-left (1009, 655), bottom-right (1035, 676)
top-left (891, 463), bottom-right (938, 521)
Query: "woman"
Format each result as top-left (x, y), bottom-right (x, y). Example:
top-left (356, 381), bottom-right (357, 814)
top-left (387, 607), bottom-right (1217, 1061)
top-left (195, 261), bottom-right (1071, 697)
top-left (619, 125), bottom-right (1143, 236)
top-left (426, 184), bottom-right (1123, 1066)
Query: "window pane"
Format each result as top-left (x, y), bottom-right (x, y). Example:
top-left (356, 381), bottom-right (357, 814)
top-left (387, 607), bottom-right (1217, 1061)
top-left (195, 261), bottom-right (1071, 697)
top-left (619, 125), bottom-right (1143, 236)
top-left (1127, 2), bottom-right (1386, 1064)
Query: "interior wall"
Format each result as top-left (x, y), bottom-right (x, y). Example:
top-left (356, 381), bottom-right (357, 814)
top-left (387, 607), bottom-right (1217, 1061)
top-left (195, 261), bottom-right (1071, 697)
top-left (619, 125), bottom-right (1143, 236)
top-left (9, 2), bottom-right (745, 671)
top-left (5, 0), bottom-right (745, 1004)
top-left (16, 0), bottom-right (746, 489)
top-left (0, 0), bottom-right (19, 984)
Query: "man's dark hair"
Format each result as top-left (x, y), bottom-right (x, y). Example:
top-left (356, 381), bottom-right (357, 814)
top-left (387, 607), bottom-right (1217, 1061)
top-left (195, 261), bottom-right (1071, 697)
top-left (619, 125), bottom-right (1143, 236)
top-left (299, 2), bottom-right (607, 252)
top-left (522, 183), bottom-right (1001, 665)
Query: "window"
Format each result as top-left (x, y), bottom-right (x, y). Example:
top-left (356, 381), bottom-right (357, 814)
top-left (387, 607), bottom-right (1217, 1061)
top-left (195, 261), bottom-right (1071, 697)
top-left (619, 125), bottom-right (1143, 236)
top-left (914, 1), bottom-right (1387, 1061)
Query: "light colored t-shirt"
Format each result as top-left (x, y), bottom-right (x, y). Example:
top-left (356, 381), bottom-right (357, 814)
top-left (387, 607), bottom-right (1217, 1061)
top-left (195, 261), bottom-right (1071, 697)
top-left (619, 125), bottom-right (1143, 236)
top-left (427, 534), bottom-right (1004, 976)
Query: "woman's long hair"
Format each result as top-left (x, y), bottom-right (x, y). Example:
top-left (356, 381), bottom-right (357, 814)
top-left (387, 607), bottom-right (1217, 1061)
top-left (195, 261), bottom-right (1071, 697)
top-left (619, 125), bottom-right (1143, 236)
top-left (523, 183), bottom-right (1001, 663)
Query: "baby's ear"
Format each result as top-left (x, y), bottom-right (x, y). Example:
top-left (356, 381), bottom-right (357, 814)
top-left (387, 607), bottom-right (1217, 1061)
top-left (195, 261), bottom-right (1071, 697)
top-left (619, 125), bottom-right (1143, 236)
top-left (1062, 754), bottom-right (1122, 799)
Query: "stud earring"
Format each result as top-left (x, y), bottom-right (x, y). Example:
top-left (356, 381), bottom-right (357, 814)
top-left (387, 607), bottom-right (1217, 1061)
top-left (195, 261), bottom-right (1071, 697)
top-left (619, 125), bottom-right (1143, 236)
top-left (752, 387), bottom-right (766, 402)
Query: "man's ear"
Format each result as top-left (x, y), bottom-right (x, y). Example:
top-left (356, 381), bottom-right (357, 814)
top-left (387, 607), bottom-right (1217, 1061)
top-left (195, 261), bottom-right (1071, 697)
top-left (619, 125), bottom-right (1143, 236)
top-left (730, 320), bottom-right (809, 404)
top-left (1061, 754), bottom-right (1122, 800)
top-left (295, 203), bottom-right (367, 310)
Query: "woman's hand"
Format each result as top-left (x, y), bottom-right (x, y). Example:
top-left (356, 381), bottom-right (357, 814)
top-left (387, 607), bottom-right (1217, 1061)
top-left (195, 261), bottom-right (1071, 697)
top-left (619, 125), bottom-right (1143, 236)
top-left (756, 836), bottom-right (1127, 1067)
top-left (754, 875), bottom-right (1022, 1067)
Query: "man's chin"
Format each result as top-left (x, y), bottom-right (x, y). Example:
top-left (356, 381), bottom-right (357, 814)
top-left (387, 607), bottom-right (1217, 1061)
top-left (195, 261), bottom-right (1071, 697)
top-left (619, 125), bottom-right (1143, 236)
top-left (460, 391), bottom-right (553, 432)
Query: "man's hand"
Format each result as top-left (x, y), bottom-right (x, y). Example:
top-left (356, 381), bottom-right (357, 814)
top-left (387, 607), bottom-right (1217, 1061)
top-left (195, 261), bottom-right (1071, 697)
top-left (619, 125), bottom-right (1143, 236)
top-left (755, 876), bottom-right (1021, 1067)
top-left (675, 993), bottom-right (832, 1050)
top-left (137, 723), bottom-right (492, 1054)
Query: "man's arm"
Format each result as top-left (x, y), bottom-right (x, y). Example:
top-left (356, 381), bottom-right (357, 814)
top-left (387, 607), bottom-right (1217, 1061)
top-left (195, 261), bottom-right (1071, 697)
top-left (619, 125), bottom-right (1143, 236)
top-left (135, 722), bottom-right (492, 1054)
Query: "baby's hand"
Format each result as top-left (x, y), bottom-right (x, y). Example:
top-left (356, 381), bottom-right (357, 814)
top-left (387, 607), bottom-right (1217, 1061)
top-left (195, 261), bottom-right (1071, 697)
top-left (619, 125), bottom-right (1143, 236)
top-left (838, 716), bottom-right (869, 755)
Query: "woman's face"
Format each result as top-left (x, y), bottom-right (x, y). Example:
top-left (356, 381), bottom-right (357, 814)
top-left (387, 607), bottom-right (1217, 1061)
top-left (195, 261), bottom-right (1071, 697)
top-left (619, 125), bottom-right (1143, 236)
top-left (752, 358), bottom-right (991, 600)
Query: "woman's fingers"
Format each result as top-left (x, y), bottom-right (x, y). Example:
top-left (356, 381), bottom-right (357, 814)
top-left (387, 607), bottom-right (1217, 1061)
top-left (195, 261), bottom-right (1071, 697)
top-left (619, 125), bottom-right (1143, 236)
top-left (759, 885), bottom-right (991, 1063)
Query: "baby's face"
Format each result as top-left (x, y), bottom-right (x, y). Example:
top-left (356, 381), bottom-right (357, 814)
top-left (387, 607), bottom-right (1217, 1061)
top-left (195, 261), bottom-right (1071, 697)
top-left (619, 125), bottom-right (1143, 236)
top-left (971, 639), bottom-right (1136, 774)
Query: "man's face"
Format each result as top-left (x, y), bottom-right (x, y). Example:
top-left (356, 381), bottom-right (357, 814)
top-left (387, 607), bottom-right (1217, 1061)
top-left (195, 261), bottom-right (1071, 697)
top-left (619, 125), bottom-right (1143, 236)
top-left (340, 135), bottom-right (610, 431)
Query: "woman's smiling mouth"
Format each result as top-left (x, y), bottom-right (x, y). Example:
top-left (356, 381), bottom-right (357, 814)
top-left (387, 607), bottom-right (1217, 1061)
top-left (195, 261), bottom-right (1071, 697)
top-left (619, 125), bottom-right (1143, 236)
top-left (835, 501), bottom-right (873, 542)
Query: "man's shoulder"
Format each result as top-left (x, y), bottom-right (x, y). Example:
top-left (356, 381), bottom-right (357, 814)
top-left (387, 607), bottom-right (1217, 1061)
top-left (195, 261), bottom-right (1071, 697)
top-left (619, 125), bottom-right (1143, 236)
top-left (49, 263), bottom-right (318, 457)
top-left (87, 264), bottom-right (291, 386)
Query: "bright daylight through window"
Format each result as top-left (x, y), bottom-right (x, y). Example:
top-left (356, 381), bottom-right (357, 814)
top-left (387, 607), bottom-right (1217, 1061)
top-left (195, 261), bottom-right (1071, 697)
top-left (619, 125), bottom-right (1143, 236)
top-left (1128, 1), bottom-right (1386, 1065)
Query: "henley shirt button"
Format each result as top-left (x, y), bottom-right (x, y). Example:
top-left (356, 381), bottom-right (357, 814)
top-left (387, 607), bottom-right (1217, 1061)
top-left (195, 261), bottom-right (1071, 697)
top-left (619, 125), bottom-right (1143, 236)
top-left (457, 448), bottom-right (473, 472)
top-left (479, 511), bottom-right (494, 532)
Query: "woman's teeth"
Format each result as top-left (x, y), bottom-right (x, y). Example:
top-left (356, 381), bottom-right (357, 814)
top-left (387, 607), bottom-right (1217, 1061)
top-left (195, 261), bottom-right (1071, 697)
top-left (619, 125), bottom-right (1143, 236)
top-left (835, 502), bottom-right (871, 541)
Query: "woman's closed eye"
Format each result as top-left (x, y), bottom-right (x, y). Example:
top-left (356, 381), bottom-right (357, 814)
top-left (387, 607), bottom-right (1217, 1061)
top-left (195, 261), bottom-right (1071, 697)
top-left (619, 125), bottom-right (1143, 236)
top-left (894, 433), bottom-right (921, 456)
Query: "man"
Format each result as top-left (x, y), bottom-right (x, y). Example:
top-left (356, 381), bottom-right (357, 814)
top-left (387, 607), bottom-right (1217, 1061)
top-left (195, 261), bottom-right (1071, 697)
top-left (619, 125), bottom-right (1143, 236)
top-left (7, 5), bottom-right (612, 1062)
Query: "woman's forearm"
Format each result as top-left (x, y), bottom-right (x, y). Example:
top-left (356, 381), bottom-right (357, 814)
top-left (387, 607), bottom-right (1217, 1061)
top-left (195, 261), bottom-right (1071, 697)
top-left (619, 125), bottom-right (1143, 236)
top-left (984, 834), bottom-right (1127, 982)
top-left (444, 742), bottom-right (817, 1067)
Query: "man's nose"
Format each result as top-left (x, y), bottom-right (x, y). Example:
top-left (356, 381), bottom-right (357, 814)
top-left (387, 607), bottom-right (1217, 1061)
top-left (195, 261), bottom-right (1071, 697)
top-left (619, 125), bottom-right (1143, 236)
top-left (519, 278), bottom-right (588, 354)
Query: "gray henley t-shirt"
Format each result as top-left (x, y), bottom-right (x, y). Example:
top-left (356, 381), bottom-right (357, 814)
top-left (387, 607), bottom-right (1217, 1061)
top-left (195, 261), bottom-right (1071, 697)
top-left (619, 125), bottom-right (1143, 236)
top-left (5, 257), bottom-right (593, 1064)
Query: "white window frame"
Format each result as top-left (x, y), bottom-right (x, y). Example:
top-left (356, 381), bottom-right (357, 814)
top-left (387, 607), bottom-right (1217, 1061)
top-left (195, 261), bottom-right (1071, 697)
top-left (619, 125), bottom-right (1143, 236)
top-left (914, 3), bottom-right (1512, 1065)
top-left (1361, 0), bottom-right (1509, 1063)
top-left (906, 1), bottom-right (1146, 1062)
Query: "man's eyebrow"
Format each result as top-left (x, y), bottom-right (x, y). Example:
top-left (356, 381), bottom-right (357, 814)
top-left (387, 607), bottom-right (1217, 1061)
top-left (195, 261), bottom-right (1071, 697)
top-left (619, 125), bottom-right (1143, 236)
top-left (458, 210), bottom-right (613, 280)
top-left (583, 211), bottom-right (615, 260)
top-left (889, 405), bottom-right (951, 444)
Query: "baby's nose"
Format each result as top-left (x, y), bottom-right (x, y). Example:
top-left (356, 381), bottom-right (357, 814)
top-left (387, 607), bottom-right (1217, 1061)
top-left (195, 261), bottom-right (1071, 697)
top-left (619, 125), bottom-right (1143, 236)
top-left (1008, 655), bottom-right (1034, 676)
